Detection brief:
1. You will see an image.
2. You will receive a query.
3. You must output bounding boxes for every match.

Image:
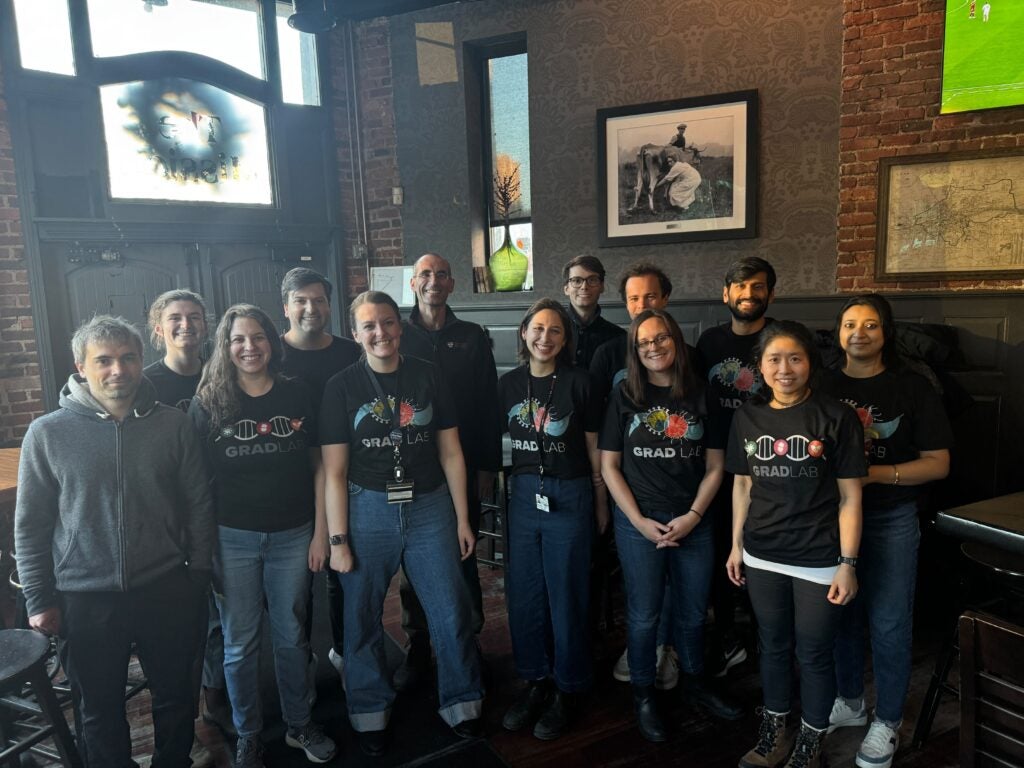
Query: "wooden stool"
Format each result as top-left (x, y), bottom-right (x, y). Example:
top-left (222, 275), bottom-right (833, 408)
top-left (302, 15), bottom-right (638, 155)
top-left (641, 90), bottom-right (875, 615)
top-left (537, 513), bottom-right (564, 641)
top-left (0, 629), bottom-right (82, 767)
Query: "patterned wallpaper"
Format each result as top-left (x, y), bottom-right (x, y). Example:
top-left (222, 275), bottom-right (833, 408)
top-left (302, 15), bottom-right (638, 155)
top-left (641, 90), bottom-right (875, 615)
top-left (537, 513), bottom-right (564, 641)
top-left (390, 0), bottom-right (842, 301)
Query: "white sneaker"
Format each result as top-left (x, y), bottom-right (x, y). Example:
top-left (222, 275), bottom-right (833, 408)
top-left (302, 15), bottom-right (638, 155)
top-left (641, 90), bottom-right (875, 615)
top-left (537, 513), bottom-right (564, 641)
top-left (654, 645), bottom-right (679, 691)
top-left (612, 648), bottom-right (630, 682)
top-left (856, 720), bottom-right (899, 768)
top-left (827, 695), bottom-right (867, 733)
top-left (328, 648), bottom-right (346, 690)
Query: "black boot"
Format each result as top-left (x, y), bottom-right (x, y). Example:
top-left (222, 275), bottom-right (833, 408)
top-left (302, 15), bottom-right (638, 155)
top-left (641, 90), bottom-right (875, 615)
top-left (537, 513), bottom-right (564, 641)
top-left (392, 638), bottom-right (431, 692)
top-left (682, 673), bottom-right (744, 721)
top-left (502, 678), bottom-right (551, 731)
top-left (632, 685), bottom-right (666, 742)
top-left (533, 689), bottom-right (574, 740)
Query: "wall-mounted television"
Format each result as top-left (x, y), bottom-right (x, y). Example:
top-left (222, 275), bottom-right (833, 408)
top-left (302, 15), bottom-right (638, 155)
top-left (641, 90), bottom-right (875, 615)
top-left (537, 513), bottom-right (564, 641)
top-left (940, 0), bottom-right (1024, 114)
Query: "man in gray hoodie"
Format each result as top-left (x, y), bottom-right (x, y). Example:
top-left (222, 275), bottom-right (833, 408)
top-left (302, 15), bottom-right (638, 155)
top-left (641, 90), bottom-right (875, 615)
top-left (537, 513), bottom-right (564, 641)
top-left (15, 315), bottom-right (216, 768)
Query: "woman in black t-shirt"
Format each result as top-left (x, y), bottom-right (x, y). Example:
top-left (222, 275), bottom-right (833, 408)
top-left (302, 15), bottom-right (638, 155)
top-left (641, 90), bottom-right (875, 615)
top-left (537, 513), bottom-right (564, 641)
top-left (600, 309), bottom-right (740, 742)
top-left (726, 320), bottom-right (865, 768)
top-left (189, 305), bottom-right (335, 766)
top-left (319, 291), bottom-right (483, 753)
top-left (820, 295), bottom-right (951, 766)
top-left (498, 298), bottom-right (607, 741)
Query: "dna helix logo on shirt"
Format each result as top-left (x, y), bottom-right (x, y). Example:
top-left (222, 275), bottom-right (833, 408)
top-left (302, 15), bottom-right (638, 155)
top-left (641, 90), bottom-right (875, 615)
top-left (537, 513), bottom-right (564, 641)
top-left (218, 415), bottom-right (305, 441)
top-left (743, 433), bottom-right (825, 477)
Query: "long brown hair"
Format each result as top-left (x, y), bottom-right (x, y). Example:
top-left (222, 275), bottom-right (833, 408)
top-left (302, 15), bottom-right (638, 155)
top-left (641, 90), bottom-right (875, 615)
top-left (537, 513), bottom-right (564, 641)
top-left (195, 304), bottom-right (283, 430)
top-left (623, 309), bottom-right (696, 406)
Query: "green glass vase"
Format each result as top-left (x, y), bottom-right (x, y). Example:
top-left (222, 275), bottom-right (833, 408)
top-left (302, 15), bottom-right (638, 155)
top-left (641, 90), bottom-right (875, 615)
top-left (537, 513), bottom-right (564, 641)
top-left (488, 226), bottom-right (528, 292)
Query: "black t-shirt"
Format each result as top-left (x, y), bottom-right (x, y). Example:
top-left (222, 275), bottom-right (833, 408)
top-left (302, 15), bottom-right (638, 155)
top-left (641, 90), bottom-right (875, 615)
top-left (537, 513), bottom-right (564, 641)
top-left (590, 335), bottom-right (705, 404)
top-left (498, 365), bottom-right (602, 479)
top-left (726, 391), bottom-right (866, 567)
top-left (696, 321), bottom-right (771, 419)
top-left (819, 367), bottom-right (953, 510)
top-left (144, 359), bottom-right (202, 412)
top-left (189, 378), bottom-right (318, 532)
top-left (599, 381), bottom-right (724, 516)
top-left (319, 355), bottom-right (457, 493)
top-left (280, 335), bottom-right (361, 405)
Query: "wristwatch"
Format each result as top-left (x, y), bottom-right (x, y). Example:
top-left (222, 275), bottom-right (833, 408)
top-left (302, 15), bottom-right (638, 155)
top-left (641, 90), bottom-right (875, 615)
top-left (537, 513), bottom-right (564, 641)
top-left (329, 534), bottom-right (349, 546)
top-left (838, 555), bottom-right (858, 568)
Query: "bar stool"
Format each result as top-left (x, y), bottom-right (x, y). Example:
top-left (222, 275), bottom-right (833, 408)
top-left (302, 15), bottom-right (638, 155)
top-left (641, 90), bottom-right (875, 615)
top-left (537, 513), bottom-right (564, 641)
top-left (911, 541), bottom-right (1024, 748)
top-left (0, 629), bottom-right (82, 768)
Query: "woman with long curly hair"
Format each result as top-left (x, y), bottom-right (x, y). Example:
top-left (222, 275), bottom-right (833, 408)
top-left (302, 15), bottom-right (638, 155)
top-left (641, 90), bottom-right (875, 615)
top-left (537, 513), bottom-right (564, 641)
top-left (189, 304), bottom-right (334, 768)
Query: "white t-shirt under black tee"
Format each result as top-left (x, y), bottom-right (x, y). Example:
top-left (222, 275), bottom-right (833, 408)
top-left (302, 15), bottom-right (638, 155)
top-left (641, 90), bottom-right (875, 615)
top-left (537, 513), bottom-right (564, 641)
top-left (498, 365), bottom-right (602, 480)
top-left (190, 377), bottom-right (318, 532)
top-left (819, 367), bottom-right (953, 511)
top-left (318, 355), bottom-right (457, 493)
top-left (145, 359), bottom-right (202, 412)
top-left (726, 391), bottom-right (866, 568)
top-left (599, 381), bottom-right (724, 517)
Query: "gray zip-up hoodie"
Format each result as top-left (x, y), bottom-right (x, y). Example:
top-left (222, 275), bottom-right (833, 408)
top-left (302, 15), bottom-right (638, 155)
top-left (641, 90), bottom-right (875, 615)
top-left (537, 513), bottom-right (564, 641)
top-left (14, 373), bottom-right (216, 617)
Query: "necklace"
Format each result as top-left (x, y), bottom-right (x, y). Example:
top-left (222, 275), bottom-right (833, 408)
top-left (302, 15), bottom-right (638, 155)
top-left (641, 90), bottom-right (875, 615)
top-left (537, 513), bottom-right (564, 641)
top-left (772, 389), bottom-right (810, 409)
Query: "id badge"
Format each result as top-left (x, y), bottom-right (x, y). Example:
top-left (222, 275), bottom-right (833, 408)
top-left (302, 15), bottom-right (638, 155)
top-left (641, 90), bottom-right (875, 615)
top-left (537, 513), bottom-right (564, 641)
top-left (535, 493), bottom-right (550, 512)
top-left (387, 464), bottom-right (414, 504)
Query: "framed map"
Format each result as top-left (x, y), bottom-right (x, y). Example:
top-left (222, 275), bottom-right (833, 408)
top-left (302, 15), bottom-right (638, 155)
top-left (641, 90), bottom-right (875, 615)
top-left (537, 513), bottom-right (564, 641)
top-left (876, 149), bottom-right (1024, 281)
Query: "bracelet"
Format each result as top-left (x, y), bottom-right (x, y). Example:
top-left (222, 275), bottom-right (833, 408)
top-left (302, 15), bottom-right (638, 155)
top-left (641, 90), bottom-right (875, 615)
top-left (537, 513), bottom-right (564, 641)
top-left (689, 508), bottom-right (703, 519)
top-left (892, 465), bottom-right (900, 485)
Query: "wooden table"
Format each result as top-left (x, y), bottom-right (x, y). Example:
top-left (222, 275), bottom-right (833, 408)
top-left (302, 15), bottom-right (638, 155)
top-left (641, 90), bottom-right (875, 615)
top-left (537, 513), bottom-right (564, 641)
top-left (936, 491), bottom-right (1024, 556)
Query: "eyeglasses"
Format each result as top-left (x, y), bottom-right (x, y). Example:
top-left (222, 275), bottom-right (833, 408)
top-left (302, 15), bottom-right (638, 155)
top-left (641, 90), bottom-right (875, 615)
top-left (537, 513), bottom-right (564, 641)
top-left (636, 333), bottom-right (673, 350)
top-left (566, 276), bottom-right (602, 288)
top-left (417, 270), bottom-right (450, 281)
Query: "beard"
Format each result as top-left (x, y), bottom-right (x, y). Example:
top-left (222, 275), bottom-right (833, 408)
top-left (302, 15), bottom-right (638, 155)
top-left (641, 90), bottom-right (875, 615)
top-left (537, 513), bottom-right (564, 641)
top-left (728, 299), bottom-right (767, 322)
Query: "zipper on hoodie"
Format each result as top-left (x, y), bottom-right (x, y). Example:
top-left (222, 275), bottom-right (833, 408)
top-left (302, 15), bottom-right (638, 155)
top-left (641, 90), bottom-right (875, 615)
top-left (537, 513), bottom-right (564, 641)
top-left (116, 419), bottom-right (127, 592)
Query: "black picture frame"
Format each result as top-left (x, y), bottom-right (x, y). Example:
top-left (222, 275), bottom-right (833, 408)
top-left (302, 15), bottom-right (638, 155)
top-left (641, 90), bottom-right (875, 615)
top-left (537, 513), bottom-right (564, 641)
top-left (597, 89), bottom-right (758, 248)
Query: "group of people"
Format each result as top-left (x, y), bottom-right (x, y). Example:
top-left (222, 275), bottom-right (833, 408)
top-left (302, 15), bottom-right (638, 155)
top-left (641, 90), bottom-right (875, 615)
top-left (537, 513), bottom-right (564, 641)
top-left (13, 252), bottom-right (951, 768)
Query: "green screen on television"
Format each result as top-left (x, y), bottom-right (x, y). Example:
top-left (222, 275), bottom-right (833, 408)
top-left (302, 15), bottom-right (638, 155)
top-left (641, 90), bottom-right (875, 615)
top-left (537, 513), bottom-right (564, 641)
top-left (941, 0), bottom-right (1024, 114)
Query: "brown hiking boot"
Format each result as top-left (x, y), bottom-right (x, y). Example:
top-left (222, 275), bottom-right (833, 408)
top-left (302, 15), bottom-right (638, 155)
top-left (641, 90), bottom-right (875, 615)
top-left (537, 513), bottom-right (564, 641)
top-left (783, 721), bottom-right (828, 768)
top-left (739, 708), bottom-right (794, 768)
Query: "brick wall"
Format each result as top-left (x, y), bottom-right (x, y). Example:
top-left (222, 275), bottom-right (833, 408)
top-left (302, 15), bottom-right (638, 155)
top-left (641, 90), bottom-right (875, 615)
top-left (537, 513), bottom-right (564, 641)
top-left (0, 60), bottom-right (42, 444)
top-left (328, 18), bottom-right (403, 300)
top-left (838, 0), bottom-right (1024, 291)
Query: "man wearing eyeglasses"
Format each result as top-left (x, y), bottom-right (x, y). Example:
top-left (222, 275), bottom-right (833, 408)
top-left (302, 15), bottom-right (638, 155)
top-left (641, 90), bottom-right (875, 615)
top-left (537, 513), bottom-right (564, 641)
top-left (562, 255), bottom-right (625, 369)
top-left (396, 252), bottom-right (501, 691)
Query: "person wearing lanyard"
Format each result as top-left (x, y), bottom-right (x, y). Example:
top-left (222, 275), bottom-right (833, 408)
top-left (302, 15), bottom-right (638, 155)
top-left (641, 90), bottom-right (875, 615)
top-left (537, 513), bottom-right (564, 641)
top-left (189, 305), bottom-right (336, 768)
top-left (600, 309), bottom-right (742, 742)
top-left (822, 294), bottom-right (951, 768)
top-left (498, 298), bottom-right (608, 741)
top-left (320, 290), bottom-right (483, 757)
top-left (727, 320), bottom-right (865, 768)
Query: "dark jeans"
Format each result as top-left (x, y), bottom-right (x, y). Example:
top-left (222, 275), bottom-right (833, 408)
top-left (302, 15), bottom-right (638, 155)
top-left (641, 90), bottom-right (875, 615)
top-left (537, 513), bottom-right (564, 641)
top-left (399, 474), bottom-right (484, 643)
top-left (304, 568), bottom-right (345, 657)
top-left (201, 591), bottom-right (226, 690)
top-left (59, 568), bottom-right (202, 768)
top-left (746, 565), bottom-right (842, 729)
top-left (507, 474), bottom-right (593, 692)
top-left (834, 501), bottom-right (920, 724)
top-left (614, 507), bottom-right (713, 685)
top-left (709, 476), bottom-right (742, 639)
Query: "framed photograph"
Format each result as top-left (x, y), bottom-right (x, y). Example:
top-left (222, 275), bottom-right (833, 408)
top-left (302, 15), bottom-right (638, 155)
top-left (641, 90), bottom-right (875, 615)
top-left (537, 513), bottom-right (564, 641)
top-left (875, 148), bottom-right (1024, 281)
top-left (597, 89), bottom-right (758, 247)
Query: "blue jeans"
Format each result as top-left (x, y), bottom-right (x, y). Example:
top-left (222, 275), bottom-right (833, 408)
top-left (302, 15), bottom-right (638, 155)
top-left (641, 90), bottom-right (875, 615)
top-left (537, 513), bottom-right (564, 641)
top-left (338, 483), bottom-right (483, 732)
top-left (834, 501), bottom-right (920, 724)
top-left (507, 474), bottom-right (594, 692)
top-left (614, 507), bottom-right (713, 685)
top-left (214, 522), bottom-right (313, 738)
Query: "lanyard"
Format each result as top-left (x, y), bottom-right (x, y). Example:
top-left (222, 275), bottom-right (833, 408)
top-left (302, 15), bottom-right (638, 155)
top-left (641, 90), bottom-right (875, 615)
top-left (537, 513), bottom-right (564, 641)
top-left (526, 369), bottom-right (557, 490)
top-left (363, 360), bottom-right (404, 471)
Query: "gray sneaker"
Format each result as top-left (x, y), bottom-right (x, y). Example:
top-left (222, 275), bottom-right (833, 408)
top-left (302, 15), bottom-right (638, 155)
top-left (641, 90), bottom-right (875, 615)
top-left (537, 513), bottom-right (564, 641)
top-left (286, 722), bottom-right (337, 764)
top-left (233, 736), bottom-right (265, 768)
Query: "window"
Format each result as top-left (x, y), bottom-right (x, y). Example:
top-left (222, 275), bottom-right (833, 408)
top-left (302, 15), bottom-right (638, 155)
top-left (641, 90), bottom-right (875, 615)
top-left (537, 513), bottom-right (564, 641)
top-left (276, 5), bottom-right (321, 106)
top-left (487, 51), bottom-right (536, 290)
top-left (99, 79), bottom-right (273, 205)
top-left (11, 0), bottom-right (75, 76)
top-left (87, 0), bottom-right (264, 79)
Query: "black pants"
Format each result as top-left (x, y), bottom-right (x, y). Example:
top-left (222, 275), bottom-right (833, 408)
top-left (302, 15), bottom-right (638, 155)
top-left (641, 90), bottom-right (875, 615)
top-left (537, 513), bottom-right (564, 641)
top-left (399, 475), bottom-right (484, 643)
top-left (745, 565), bottom-right (842, 730)
top-left (59, 568), bottom-right (202, 768)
